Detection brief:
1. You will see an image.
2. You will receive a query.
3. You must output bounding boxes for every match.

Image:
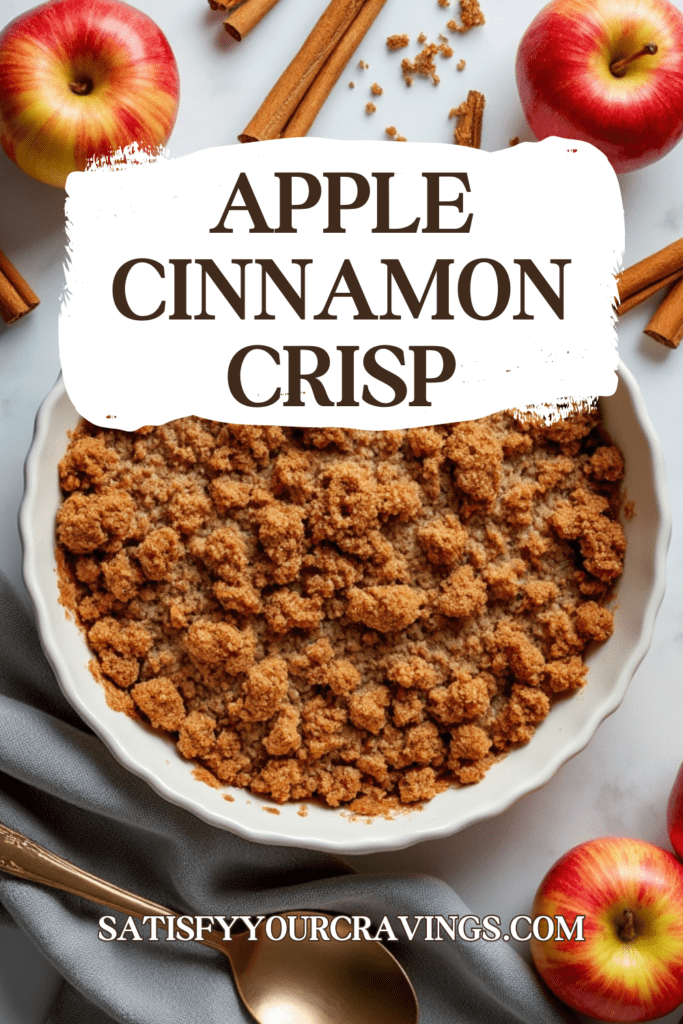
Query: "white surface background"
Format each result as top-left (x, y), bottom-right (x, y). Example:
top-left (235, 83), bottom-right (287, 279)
top-left (0, 0), bottom-right (682, 1020)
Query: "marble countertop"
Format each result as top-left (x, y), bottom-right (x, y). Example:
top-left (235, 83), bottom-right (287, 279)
top-left (1, 0), bottom-right (682, 1019)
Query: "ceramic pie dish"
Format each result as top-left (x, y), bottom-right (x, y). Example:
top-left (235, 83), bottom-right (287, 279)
top-left (19, 365), bottom-right (670, 854)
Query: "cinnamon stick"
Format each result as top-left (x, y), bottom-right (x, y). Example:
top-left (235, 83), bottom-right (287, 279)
top-left (239, 0), bottom-right (368, 143)
top-left (224, 0), bottom-right (282, 41)
top-left (616, 267), bottom-right (683, 316)
top-left (0, 249), bottom-right (39, 325)
top-left (208, 0), bottom-right (242, 12)
top-left (451, 90), bottom-right (485, 148)
top-left (283, 0), bottom-right (387, 138)
top-left (644, 276), bottom-right (683, 348)
top-left (617, 235), bottom-right (683, 303)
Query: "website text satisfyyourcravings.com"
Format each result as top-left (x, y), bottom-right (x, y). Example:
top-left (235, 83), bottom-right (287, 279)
top-left (97, 913), bottom-right (586, 944)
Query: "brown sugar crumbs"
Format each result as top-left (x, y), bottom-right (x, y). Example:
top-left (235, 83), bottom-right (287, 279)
top-left (448, 0), bottom-right (486, 32)
top-left (56, 412), bottom-right (626, 814)
top-left (386, 34), bottom-right (410, 51)
top-left (400, 37), bottom-right (453, 86)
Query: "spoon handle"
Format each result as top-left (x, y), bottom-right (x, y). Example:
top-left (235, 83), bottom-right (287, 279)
top-left (0, 819), bottom-right (174, 918)
top-left (0, 820), bottom-right (227, 953)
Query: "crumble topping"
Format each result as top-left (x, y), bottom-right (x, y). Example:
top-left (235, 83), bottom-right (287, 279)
top-left (56, 412), bottom-right (625, 813)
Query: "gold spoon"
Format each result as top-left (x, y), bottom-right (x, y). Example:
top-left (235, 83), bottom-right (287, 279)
top-left (0, 821), bottom-right (418, 1024)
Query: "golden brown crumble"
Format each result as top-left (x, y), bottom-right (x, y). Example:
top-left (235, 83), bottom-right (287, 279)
top-left (371, 82), bottom-right (383, 96)
top-left (366, 102), bottom-right (377, 114)
top-left (56, 412), bottom-right (625, 813)
top-left (448, 0), bottom-right (486, 33)
top-left (386, 34), bottom-right (410, 51)
top-left (399, 37), bottom-right (453, 87)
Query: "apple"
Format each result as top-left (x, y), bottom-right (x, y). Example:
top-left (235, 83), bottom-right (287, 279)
top-left (530, 837), bottom-right (683, 1022)
top-left (667, 762), bottom-right (683, 860)
top-left (516, 0), bottom-right (683, 173)
top-left (0, 0), bottom-right (180, 188)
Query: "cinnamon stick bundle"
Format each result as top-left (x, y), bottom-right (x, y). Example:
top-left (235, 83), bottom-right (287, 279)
top-left (616, 235), bottom-right (683, 313)
top-left (0, 249), bottom-right (39, 325)
top-left (239, 0), bottom-right (386, 143)
top-left (283, 0), bottom-right (386, 138)
top-left (644, 276), bottom-right (683, 348)
top-left (224, 0), bottom-right (282, 41)
top-left (616, 267), bottom-right (683, 316)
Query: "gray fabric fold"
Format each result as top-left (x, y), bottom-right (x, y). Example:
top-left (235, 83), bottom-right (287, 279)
top-left (0, 571), bottom-right (568, 1024)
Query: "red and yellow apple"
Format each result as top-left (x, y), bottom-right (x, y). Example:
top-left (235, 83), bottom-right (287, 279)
top-left (0, 0), bottom-right (180, 188)
top-left (667, 762), bottom-right (683, 860)
top-left (530, 837), bottom-right (683, 1022)
top-left (516, 0), bottom-right (683, 173)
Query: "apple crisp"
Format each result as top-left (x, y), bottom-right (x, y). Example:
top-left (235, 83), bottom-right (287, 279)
top-left (56, 411), bottom-right (625, 812)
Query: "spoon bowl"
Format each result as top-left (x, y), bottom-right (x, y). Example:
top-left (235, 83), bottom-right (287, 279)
top-left (0, 821), bottom-right (418, 1024)
top-left (234, 913), bottom-right (416, 1024)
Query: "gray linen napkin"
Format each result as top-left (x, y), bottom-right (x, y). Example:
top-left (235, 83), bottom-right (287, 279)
top-left (0, 571), bottom-right (569, 1024)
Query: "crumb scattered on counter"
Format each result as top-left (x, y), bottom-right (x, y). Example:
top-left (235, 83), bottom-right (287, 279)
top-left (457, 58), bottom-right (466, 71)
top-left (359, 59), bottom-right (369, 69)
top-left (349, 81), bottom-right (355, 88)
top-left (448, 0), bottom-right (486, 32)
top-left (366, 102), bottom-right (377, 114)
top-left (387, 34), bottom-right (410, 50)
top-left (400, 38), bottom-right (454, 86)
top-left (509, 136), bottom-right (519, 146)
top-left (371, 82), bottom-right (383, 95)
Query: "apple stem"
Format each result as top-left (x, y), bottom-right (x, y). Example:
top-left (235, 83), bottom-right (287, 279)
top-left (610, 43), bottom-right (658, 78)
top-left (618, 908), bottom-right (636, 942)
top-left (69, 79), bottom-right (93, 96)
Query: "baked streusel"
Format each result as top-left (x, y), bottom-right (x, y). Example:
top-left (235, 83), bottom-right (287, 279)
top-left (56, 411), bottom-right (625, 812)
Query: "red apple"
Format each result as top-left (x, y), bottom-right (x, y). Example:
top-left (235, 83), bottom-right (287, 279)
top-left (530, 837), bottom-right (683, 1022)
top-left (0, 0), bottom-right (180, 188)
top-left (516, 0), bottom-right (683, 173)
top-left (667, 762), bottom-right (683, 860)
